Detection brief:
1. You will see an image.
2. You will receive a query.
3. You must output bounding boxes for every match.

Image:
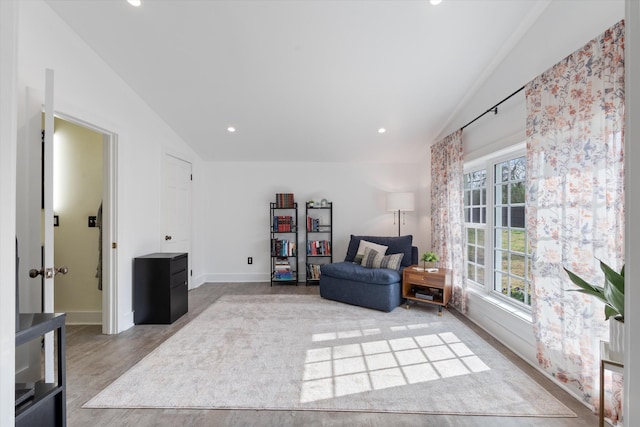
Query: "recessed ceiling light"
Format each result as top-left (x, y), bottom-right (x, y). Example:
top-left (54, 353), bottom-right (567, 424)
top-left (378, 128), bottom-right (386, 134)
top-left (128, 0), bottom-right (141, 7)
top-left (430, 0), bottom-right (442, 5)
top-left (227, 127), bottom-right (236, 133)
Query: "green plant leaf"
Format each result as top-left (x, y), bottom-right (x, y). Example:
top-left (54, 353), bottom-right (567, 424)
top-left (564, 267), bottom-right (607, 303)
top-left (600, 261), bottom-right (624, 320)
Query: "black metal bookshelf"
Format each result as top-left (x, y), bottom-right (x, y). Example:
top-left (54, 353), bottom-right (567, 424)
top-left (305, 201), bottom-right (332, 285)
top-left (270, 201), bottom-right (298, 286)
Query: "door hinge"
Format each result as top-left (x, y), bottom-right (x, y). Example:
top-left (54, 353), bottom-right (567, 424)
top-left (112, 242), bottom-right (117, 249)
top-left (190, 174), bottom-right (193, 181)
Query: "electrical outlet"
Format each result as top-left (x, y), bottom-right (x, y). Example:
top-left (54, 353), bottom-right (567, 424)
top-left (248, 257), bottom-right (253, 265)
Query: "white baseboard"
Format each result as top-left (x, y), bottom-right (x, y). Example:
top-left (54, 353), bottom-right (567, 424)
top-left (64, 311), bottom-right (102, 325)
top-left (119, 311), bottom-right (134, 333)
top-left (204, 273), bottom-right (270, 283)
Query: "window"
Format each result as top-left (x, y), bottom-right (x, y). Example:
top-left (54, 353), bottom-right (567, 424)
top-left (464, 152), bottom-right (532, 308)
top-left (464, 170), bottom-right (486, 285)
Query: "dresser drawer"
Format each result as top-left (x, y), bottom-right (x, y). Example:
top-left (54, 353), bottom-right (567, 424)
top-left (404, 271), bottom-right (445, 287)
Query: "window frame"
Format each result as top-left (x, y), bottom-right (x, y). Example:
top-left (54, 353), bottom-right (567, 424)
top-left (463, 144), bottom-right (531, 311)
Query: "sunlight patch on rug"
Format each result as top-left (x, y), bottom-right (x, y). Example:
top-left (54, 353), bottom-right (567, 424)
top-left (301, 330), bottom-right (490, 403)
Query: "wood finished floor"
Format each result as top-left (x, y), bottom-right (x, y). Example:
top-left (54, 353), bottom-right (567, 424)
top-left (66, 283), bottom-right (599, 427)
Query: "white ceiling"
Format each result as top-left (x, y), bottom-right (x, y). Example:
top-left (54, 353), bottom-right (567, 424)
top-left (44, 0), bottom-right (546, 163)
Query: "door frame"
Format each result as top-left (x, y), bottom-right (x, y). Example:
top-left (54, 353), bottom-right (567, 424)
top-left (55, 112), bottom-right (118, 335)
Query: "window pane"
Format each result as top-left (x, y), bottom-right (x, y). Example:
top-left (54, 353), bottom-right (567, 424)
top-left (477, 266), bottom-right (485, 285)
top-left (511, 157), bottom-right (526, 180)
top-left (510, 182), bottom-right (525, 204)
top-left (511, 206), bottom-right (525, 228)
top-left (501, 251), bottom-right (509, 272)
top-left (510, 230), bottom-right (525, 253)
top-left (494, 271), bottom-right (508, 294)
top-left (464, 208), bottom-right (470, 222)
top-left (477, 248), bottom-right (485, 265)
top-left (510, 278), bottom-right (526, 303)
top-left (477, 229), bottom-right (485, 246)
top-left (467, 228), bottom-right (475, 244)
top-left (511, 254), bottom-right (525, 278)
top-left (465, 190), bottom-right (471, 205)
top-left (494, 229), bottom-right (508, 250)
top-left (500, 163), bottom-right (509, 183)
top-left (468, 264), bottom-right (475, 281)
top-left (467, 245), bottom-right (475, 263)
top-left (472, 189), bottom-right (480, 205)
top-left (472, 207), bottom-right (481, 223)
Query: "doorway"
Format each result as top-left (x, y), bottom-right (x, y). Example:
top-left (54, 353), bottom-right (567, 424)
top-left (52, 117), bottom-right (103, 324)
top-left (53, 113), bottom-right (118, 334)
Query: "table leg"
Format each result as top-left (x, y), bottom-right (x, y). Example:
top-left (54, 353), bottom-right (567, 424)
top-left (600, 359), bottom-right (605, 427)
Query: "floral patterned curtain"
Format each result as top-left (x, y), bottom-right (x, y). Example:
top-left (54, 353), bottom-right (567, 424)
top-left (431, 129), bottom-right (466, 312)
top-left (525, 20), bottom-right (625, 422)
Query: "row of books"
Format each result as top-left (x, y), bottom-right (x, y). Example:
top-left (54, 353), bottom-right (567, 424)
top-left (273, 215), bottom-right (294, 232)
top-left (307, 263), bottom-right (322, 280)
top-left (275, 193), bottom-right (295, 208)
top-left (307, 240), bottom-right (331, 256)
top-left (271, 239), bottom-right (297, 257)
top-left (274, 258), bottom-right (294, 280)
top-left (306, 216), bottom-right (329, 232)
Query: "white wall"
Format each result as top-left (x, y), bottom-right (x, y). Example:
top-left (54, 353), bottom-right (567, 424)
top-left (199, 160), bottom-right (427, 284)
top-left (0, 1), bottom-right (18, 425)
top-left (16, 0), bottom-right (202, 332)
top-left (442, 0), bottom-right (626, 409)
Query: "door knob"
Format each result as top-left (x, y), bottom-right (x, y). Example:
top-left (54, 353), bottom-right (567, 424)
top-left (29, 268), bottom-right (44, 278)
top-left (165, 235), bottom-right (172, 241)
top-left (55, 266), bottom-right (69, 275)
top-left (29, 266), bottom-right (69, 279)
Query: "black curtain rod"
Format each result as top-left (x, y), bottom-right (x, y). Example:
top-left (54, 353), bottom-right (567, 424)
top-left (460, 85), bottom-right (526, 131)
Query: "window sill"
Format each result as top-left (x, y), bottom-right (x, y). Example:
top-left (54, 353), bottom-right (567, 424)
top-left (467, 286), bottom-right (533, 323)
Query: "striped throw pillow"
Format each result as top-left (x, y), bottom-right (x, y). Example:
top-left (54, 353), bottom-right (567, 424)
top-left (360, 247), bottom-right (404, 271)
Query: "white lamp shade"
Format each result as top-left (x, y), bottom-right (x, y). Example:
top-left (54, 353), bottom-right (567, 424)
top-left (386, 192), bottom-right (415, 212)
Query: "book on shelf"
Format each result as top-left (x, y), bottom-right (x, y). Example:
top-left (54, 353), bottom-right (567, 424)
top-left (271, 239), bottom-right (297, 257)
top-left (306, 263), bottom-right (322, 280)
top-left (274, 258), bottom-right (294, 280)
top-left (275, 193), bottom-right (295, 208)
top-left (273, 215), bottom-right (293, 232)
top-left (306, 240), bottom-right (331, 256)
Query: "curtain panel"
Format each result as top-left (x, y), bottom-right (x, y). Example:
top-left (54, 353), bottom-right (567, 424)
top-left (431, 129), bottom-right (467, 312)
top-left (525, 20), bottom-right (625, 422)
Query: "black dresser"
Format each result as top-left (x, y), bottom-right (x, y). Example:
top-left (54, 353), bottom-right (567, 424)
top-left (133, 252), bottom-right (188, 324)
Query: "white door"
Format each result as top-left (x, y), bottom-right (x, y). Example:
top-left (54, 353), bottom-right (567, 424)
top-left (162, 154), bottom-right (192, 287)
top-left (16, 70), bottom-right (61, 383)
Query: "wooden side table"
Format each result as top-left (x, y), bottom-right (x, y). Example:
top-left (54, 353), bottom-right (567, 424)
top-left (599, 340), bottom-right (624, 427)
top-left (402, 265), bottom-right (452, 315)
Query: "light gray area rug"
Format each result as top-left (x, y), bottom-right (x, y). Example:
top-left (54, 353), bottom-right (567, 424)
top-left (84, 295), bottom-right (575, 417)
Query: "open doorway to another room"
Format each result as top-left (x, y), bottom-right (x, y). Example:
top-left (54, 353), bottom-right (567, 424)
top-left (53, 117), bottom-right (104, 326)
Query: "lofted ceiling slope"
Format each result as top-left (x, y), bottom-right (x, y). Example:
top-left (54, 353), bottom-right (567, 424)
top-left (44, 0), bottom-right (546, 163)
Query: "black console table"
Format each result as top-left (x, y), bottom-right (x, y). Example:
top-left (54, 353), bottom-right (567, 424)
top-left (15, 313), bottom-right (66, 427)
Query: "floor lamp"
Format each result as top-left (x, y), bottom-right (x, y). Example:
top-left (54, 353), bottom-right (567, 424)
top-left (386, 192), bottom-right (415, 236)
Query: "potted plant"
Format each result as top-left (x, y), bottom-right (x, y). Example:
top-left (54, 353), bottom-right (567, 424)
top-left (564, 259), bottom-right (624, 359)
top-left (421, 251), bottom-right (439, 270)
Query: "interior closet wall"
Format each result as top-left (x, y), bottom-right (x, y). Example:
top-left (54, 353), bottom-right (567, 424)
top-left (53, 117), bottom-right (103, 324)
